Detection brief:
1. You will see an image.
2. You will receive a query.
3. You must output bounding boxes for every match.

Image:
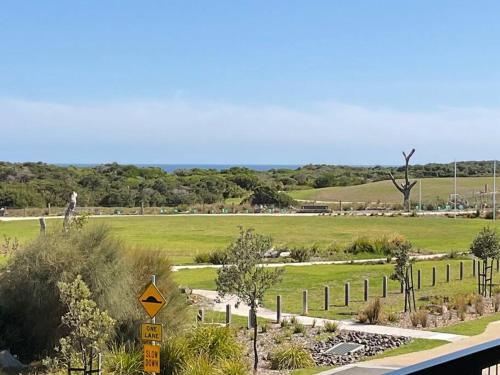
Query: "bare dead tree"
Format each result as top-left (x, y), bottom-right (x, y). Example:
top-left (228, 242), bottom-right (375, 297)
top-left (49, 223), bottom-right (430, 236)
top-left (389, 149), bottom-right (417, 211)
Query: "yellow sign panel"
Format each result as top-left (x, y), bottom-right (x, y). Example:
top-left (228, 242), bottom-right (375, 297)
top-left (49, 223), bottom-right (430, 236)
top-left (139, 283), bottom-right (166, 318)
top-left (143, 344), bottom-right (160, 373)
top-left (141, 323), bottom-right (163, 342)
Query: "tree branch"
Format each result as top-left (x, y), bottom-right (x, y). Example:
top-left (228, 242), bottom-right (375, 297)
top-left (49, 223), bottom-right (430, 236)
top-left (389, 172), bottom-right (404, 193)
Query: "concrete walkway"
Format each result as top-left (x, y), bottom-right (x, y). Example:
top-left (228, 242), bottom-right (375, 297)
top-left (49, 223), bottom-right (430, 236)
top-left (173, 253), bottom-right (452, 271)
top-left (193, 289), bottom-right (465, 342)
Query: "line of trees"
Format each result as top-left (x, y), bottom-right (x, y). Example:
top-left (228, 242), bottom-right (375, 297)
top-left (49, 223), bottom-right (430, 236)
top-left (1, 160), bottom-right (498, 208)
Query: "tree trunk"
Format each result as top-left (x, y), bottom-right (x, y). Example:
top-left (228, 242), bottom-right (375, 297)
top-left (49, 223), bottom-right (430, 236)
top-left (403, 191), bottom-right (410, 211)
top-left (252, 307), bottom-right (258, 373)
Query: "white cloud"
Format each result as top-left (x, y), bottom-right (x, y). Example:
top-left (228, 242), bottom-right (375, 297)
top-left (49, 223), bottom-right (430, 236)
top-left (1, 98), bottom-right (500, 164)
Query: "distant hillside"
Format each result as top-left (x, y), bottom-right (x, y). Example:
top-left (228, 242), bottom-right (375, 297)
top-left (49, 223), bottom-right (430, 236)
top-left (289, 176), bottom-right (498, 206)
top-left (0, 160), bottom-right (498, 208)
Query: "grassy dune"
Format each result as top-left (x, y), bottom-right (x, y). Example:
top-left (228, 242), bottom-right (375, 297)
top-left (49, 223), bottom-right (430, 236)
top-left (289, 176), bottom-right (499, 203)
top-left (1, 215), bottom-right (498, 263)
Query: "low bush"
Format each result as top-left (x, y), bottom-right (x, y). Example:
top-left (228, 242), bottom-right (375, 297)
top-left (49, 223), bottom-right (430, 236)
top-left (417, 310), bottom-right (429, 328)
top-left (361, 298), bottom-right (383, 324)
top-left (323, 321), bottom-right (338, 333)
top-left (216, 359), bottom-right (249, 375)
top-left (269, 344), bottom-right (315, 370)
top-left (357, 311), bottom-right (368, 324)
top-left (105, 344), bottom-right (143, 375)
top-left (160, 325), bottom-right (248, 375)
top-left (494, 293), bottom-right (500, 313)
top-left (187, 325), bottom-right (242, 362)
top-left (160, 336), bottom-right (190, 375)
top-left (290, 247), bottom-right (311, 262)
top-left (194, 249), bottom-right (228, 265)
top-left (194, 252), bottom-right (211, 264)
top-left (345, 237), bottom-right (374, 254)
top-left (292, 322), bottom-right (306, 335)
top-left (410, 312), bottom-right (419, 327)
top-left (474, 295), bottom-right (485, 316)
top-left (387, 312), bottom-right (399, 323)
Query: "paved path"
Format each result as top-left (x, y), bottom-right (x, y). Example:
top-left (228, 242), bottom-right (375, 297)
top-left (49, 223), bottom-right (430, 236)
top-left (193, 289), bottom-right (465, 342)
top-left (173, 253), bottom-right (452, 271)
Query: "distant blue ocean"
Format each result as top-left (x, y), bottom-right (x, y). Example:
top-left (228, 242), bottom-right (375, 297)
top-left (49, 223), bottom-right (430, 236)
top-left (60, 164), bottom-right (302, 172)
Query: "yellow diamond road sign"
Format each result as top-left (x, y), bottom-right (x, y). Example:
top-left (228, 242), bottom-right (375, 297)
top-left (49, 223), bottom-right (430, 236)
top-left (139, 283), bottom-right (166, 318)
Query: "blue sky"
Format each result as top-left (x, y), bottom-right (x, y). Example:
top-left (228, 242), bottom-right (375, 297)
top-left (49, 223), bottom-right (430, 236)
top-left (2, 1), bottom-right (500, 165)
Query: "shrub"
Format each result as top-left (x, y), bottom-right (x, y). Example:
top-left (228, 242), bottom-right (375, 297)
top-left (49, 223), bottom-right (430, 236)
top-left (181, 355), bottom-right (217, 375)
top-left (106, 344), bottom-right (143, 375)
top-left (0, 225), bottom-right (187, 361)
top-left (292, 322), bottom-right (306, 335)
top-left (494, 293), bottom-right (500, 312)
top-left (187, 325), bottom-right (242, 362)
top-left (280, 319), bottom-right (291, 329)
top-left (194, 250), bottom-right (228, 265)
top-left (323, 321), bottom-right (338, 333)
top-left (194, 252), bottom-right (211, 264)
top-left (216, 359), bottom-right (249, 375)
top-left (345, 237), bottom-right (374, 254)
top-left (357, 312), bottom-right (368, 324)
top-left (387, 312), bottom-right (399, 323)
top-left (362, 298), bottom-right (383, 324)
top-left (410, 312), bottom-right (419, 327)
top-left (417, 310), bottom-right (429, 328)
top-left (269, 344), bottom-right (314, 370)
top-left (160, 336), bottom-right (190, 375)
top-left (290, 247), bottom-right (311, 262)
top-left (474, 295), bottom-right (485, 316)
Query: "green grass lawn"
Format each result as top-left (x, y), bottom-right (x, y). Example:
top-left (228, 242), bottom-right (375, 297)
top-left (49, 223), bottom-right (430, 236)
top-left (174, 259), bottom-right (496, 320)
top-left (289, 176), bottom-right (500, 204)
top-left (368, 338), bottom-right (448, 360)
top-left (432, 312), bottom-right (500, 336)
top-left (1, 216), bottom-right (497, 264)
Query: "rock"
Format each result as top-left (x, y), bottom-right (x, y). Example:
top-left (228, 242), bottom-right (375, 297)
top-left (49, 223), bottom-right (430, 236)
top-left (279, 251), bottom-right (291, 257)
top-left (0, 350), bottom-right (25, 369)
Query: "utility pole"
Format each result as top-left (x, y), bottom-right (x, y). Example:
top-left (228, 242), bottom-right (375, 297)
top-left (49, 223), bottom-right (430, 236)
top-left (419, 179), bottom-right (422, 212)
top-left (454, 160), bottom-right (457, 218)
top-left (494, 160), bottom-right (497, 222)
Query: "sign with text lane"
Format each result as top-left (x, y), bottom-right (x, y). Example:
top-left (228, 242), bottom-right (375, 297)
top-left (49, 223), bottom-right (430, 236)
top-left (143, 344), bottom-right (160, 373)
top-left (138, 283), bottom-right (166, 318)
top-left (141, 323), bottom-right (163, 342)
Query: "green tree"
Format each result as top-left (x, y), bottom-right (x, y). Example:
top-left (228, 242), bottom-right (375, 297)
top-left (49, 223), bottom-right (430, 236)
top-left (470, 227), bottom-right (500, 296)
top-left (215, 228), bottom-right (283, 373)
top-left (470, 227), bottom-right (500, 261)
top-left (48, 276), bottom-right (115, 370)
top-left (389, 236), bottom-right (415, 312)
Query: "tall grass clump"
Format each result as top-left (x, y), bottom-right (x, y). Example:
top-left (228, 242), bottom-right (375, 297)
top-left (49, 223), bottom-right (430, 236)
top-left (105, 344), bottom-right (143, 375)
top-left (358, 298), bottom-right (383, 324)
top-left (269, 344), bottom-right (314, 370)
top-left (161, 325), bottom-right (249, 375)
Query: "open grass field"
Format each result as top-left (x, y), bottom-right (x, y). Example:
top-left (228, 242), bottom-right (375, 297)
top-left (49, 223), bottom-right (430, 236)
top-left (1, 216), bottom-right (499, 264)
top-left (173, 259), bottom-right (500, 320)
top-left (289, 176), bottom-right (499, 204)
